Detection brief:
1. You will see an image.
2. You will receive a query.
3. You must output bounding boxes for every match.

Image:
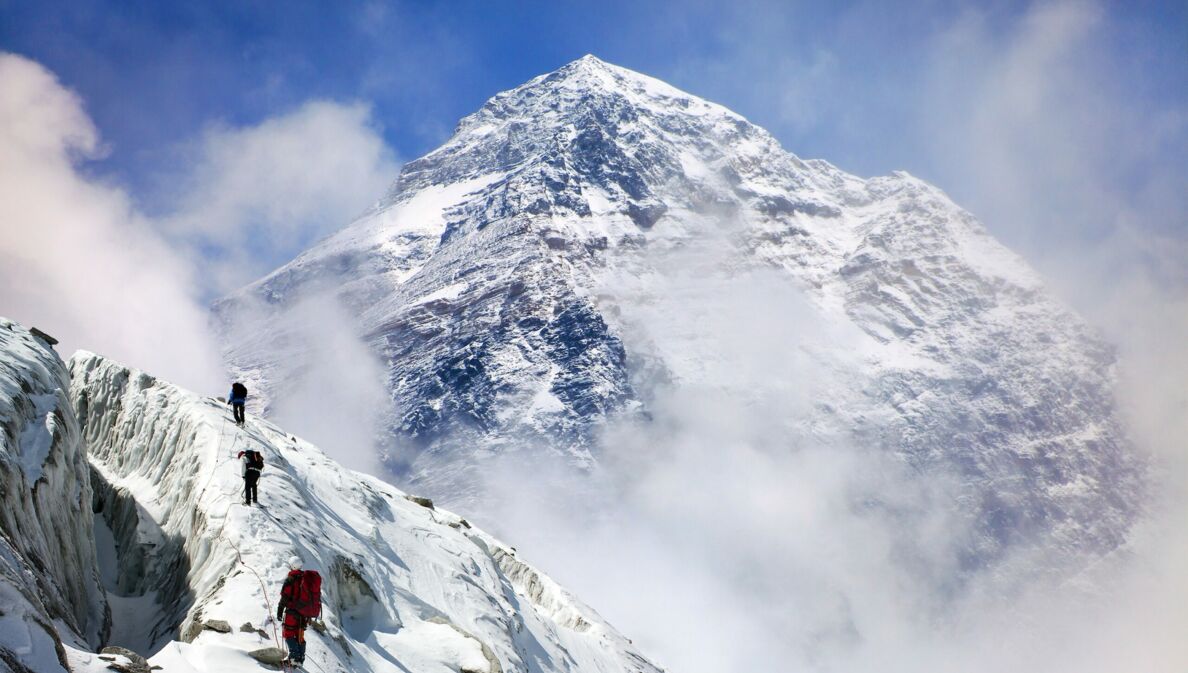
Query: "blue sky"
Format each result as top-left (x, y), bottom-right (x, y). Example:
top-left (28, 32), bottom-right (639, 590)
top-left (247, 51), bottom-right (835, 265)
top-left (1, 0), bottom-right (1186, 381)
top-left (2, 5), bottom-right (1188, 670)
top-left (4, 1), bottom-right (1183, 196)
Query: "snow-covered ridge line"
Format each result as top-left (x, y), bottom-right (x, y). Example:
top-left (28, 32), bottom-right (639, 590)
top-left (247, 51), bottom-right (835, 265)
top-left (68, 349), bottom-right (662, 673)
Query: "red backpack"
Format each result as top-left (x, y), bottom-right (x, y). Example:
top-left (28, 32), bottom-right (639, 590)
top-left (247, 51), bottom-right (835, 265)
top-left (288, 570), bottom-right (322, 618)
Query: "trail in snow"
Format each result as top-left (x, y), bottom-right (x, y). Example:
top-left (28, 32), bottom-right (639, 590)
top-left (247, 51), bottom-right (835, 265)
top-left (67, 350), bottom-right (662, 673)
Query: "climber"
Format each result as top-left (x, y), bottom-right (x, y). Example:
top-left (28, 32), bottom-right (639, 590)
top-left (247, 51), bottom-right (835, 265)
top-left (238, 448), bottom-right (263, 506)
top-left (228, 381), bottom-right (248, 427)
top-left (277, 555), bottom-right (321, 668)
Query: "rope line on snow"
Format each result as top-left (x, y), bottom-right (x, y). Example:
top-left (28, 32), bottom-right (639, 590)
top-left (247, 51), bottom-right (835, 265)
top-left (195, 411), bottom-right (244, 500)
top-left (187, 409), bottom-right (324, 671)
top-left (223, 529), bottom-right (287, 659)
top-left (201, 417), bottom-right (313, 673)
top-left (206, 482), bottom-right (291, 670)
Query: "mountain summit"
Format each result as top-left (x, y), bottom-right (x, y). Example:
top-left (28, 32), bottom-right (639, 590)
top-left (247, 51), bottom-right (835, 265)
top-left (216, 56), bottom-right (1142, 565)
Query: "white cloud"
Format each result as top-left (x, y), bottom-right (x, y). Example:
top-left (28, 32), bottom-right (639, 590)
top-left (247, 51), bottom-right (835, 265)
top-left (0, 52), bottom-right (222, 391)
top-left (223, 290), bottom-right (391, 476)
top-left (482, 221), bottom-right (1187, 673)
top-left (163, 100), bottom-right (399, 292)
top-left (477, 5), bottom-right (1188, 670)
top-left (917, 13), bottom-right (1188, 668)
top-left (0, 51), bottom-right (400, 430)
top-left (917, 1), bottom-right (1188, 347)
top-left (477, 225), bottom-right (969, 672)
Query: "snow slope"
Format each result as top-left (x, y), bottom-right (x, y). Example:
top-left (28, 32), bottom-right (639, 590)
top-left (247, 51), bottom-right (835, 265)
top-left (0, 319), bottom-right (107, 673)
top-left (216, 55), bottom-right (1142, 567)
top-left (68, 349), bottom-right (661, 673)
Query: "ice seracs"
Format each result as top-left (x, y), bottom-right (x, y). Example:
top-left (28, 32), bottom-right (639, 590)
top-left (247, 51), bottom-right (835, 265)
top-left (71, 349), bottom-right (663, 672)
top-left (0, 319), bottom-right (107, 672)
top-left (0, 317), bottom-right (663, 673)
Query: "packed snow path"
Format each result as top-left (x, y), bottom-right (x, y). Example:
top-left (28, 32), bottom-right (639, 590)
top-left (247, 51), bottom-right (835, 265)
top-left (69, 350), bottom-right (661, 673)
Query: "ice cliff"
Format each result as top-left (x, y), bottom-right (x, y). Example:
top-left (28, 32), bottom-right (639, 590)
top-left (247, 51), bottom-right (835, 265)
top-left (0, 319), bottom-right (106, 673)
top-left (0, 318), bottom-right (661, 673)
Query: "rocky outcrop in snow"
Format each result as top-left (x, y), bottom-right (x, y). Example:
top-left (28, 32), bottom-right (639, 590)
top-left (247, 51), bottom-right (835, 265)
top-left (0, 319), bottom-right (107, 672)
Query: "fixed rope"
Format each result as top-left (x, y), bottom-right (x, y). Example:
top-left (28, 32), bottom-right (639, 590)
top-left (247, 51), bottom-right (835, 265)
top-left (203, 417), bottom-right (309, 671)
top-left (204, 482), bottom-right (292, 669)
top-left (195, 419), bottom-right (242, 501)
top-left (195, 408), bottom-right (324, 671)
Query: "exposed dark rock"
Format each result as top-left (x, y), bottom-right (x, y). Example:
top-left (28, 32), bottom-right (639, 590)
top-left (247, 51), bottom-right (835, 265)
top-left (404, 495), bottom-right (434, 509)
top-left (202, 619), bottom-right (231, 633)
top-left (248, 647), bottom-right (286, 665)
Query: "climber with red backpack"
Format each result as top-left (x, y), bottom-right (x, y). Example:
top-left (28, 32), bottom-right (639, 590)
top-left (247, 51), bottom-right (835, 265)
top-left (238, 448), bottom-right (264, 506)
top-left (277, 555), bottom-right (321, 668)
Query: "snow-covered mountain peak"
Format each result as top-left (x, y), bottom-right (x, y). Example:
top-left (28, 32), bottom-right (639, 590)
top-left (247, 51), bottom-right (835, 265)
top-left (457, 53), bottom-right (743, 135)
top-left (379, 54), bottom-right (796, 221)
top-left (218, 57), bottom-right (1142, 568)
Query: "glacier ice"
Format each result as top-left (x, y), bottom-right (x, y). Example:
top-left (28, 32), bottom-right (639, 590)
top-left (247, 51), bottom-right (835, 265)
top-left (0, 317), bottom-right (662, 672)
top-left (0, 319), bottom-right (108, 671)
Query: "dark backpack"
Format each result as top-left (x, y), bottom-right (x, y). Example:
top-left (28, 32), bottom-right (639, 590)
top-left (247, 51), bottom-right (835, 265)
top-left (231, 382), bottom-right (248, 399)
top-left (247, 450), bottom-right (264, 471)
top-left (289, 570), bottom-right (322, 618)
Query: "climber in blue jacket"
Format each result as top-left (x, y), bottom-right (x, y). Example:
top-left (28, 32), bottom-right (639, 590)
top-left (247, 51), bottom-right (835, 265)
top-left (228, 382), bottom-right (248, 427)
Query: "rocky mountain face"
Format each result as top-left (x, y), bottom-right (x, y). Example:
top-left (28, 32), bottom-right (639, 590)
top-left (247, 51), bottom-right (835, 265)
top-left (0, 317), bottom-right (662, 673)
top-left (215, 56), bottom-right (1141, 565)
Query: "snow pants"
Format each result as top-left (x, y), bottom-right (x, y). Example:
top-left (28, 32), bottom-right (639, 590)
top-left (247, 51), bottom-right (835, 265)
top-left (232, 402), bottom-right (245, 425)
top-left (244, 472), bottom-right (259, 505)
top-left (285, 631), bottom-right (306, 663)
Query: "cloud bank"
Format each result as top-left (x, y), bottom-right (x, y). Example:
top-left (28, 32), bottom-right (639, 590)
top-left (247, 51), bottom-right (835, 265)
top-left (0, 51), bottom-right (398, 431)
top-left (161, 100), bottom-right (399, 293)
top-left (0, 52), bottom-right (222, 390)
top-left (481, 230), bottom-right (1185, 673)
top-left (476, 5), bottom-right (1188, 671)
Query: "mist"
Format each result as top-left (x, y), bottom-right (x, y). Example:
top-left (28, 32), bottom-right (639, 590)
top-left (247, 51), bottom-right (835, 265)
top-left (0, 51), bottom-right (398, 455)
top-left (246, 291), bottom-right (392, 477)
top-left (0, 52), bottom-right (222, 391)
top-left (3, 5), bottom-right (1184, 669)
top-left (471, 176), bottom-right (1185, 671)
top-left (476, 230), bottom-right (955, 671)
top-left (159, 100), bottom-right (399, 294)
top-left (476, 252), bottom-right (1186, 672)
